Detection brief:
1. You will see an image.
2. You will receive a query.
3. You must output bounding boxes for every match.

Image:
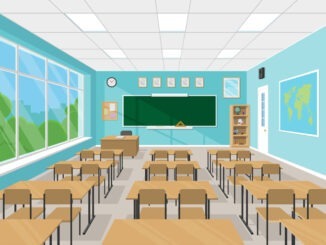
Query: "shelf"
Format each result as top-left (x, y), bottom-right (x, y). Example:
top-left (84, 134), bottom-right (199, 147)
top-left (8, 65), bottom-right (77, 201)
top-left (233, 124), bottom-right (248, 127)
top-left (233, 115), bottom-right (248, 117)
top-left (233, 135), bottom-right (248, 137)
top-left (230, 104), bottom-right (250, 148)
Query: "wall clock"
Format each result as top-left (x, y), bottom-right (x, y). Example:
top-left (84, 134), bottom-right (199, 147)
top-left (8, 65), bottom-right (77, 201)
top-left (106, 77), bottom-right (117, 87)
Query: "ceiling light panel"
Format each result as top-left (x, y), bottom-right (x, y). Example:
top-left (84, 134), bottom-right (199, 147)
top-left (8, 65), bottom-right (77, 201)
top-left (0, 0), bottom-right (59, 13)
top-left (239, 14), bottom-right (280, 32)
top-left (158, 14), bottom-right (188, 32)
top-left (111, 33), bottom-right (161, 49)
top-left (86, 0), bottom-right (156, 13)
top-left (190, 0), bottom-right (261, 13)
top-left (183, 33), bottom-right (233, 49)
top-left (98, 14), bottom-right (159, 32)
top-left (104, 49), bottom-right (126, 58)
top-left (124, 50), bottom-right (162, 59)
top-left (67, 14), bottom-right (106, 32)
top-left (156, 0), bottom-right (190, 13)
top-left (217, 49), bottom-right (240, 58)
top-left (50, 0), bottom-right (92, 13)
top-left (181, 50), bottom-right (220, 59)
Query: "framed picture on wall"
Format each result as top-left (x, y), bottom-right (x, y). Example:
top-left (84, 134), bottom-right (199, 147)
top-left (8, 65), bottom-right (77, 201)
top-left (223, 77), bottom-right (240, 98)
top-left (181, 77), bottom-right (190, 87)
top-left (167, 77), bottom-right (175, 87)
top-left (195, 77), bottom-right (204, 88)
top-left (152, 77), bottom-right (161, 87)
top-left (138, 77), bottom-right (147, 88)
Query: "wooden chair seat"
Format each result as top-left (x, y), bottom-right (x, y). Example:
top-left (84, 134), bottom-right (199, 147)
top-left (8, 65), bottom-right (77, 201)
top-left (180, 208), bottom-right (206, 219)
top-left (253, 176), bottom-right (273, 181)
top-left (85, 176), bottom-right (105, 185)
top-left (7, 207), bottom-right (43, 219)
top-left (295, 207), bottom-right (326, 219)
top-left (177, 176), bottom-right (193, 181)
top-left (61, 176), bottom-right (81, 181)
top-left (151, 176), bottom-right (168, 181)
top-left (140, 207), bottom-right (166, 219)
top-left (256, 207), bottom-right (292, 222)
top-left (227, 175), bottom-right (248, 185)
top-left (47, 207), bottom-right (82, 222)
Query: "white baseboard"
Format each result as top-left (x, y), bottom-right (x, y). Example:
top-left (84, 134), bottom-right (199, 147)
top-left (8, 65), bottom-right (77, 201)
top-left (250, 146), bottom-right (326, 181)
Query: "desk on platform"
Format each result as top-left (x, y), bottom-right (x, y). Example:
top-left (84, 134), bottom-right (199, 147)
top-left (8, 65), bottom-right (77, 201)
top-left (101, 136), bottom-right (139, 157)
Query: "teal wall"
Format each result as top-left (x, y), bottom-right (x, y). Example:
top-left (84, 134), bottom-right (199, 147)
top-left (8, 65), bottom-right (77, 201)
top-left (95, 71), bottom-right (247, 145)
top-left (247, 27), bottom-right (326, 174)
top-left (0, 15), bottom-right (96, 188)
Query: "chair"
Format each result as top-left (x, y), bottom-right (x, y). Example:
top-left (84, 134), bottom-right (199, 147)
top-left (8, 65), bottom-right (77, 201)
top-left (174, 150), bottom-right (190, 161)
top-left (120, 130), bottom-right (132, 135)
top-left (2, 189), bottom-right (43, 219)
top-left (178, 189), bottom-right (207, 219)
top-left (153, 150), bottom-right (169, 161)
top-left (227, 164), bottom-right (253, 203)
top-left (295, 189), bottom-right (326, 219)
top-left (175, 164), bottom-right (195, 181)
top-left (138, 189), bottom-right (167, 219)
top-left (149, 163), bottom-right (168, 181)
top-left (256, 189), bottom-right (295, 245)
top-left (236, 150), bottom-right (251, 161)
top-left (81, 164), bottom-right (106, 203)
top-left (253, 163), bottom-right (282, 181)
top-left (100, 150), bottom-right (118, 179)
top-left (54, 163), bottom-right (80, 181)
top-left (80, 150), bottom-right (94, 161)
top-left (43, 189), bottom-right (81, 245)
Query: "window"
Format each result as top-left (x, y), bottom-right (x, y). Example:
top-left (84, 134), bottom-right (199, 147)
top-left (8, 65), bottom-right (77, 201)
top-left (0, 37), bottom-right (84, 164)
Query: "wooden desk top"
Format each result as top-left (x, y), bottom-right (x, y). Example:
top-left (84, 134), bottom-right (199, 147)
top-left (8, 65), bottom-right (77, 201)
top-left (127, 181), bottom-right (218, 200)
top-left (102, 135), bottom-right (139, 140)
top-left (281, 219), bottom-right (326, 245)
top-left (149, 149), bottom-right (193, 155)
top-left (103, 219), bottom-right (243, 245)
top-left (241, 180), bottom-right (321, 200)
top-left (76, 149), bottom-right (123, 155)
top-left (215, 160), bottom-right (275, 169)
top-left (1, 180), bottom-right (94, 200)
top-left (0, 219), bottom-right (61, 245)
top-left (143, 161), bottom-right (201, 169)
top-left (48, 160), bottom-right (114, 170)
top-left (207, 149), bottom-right (254, 155)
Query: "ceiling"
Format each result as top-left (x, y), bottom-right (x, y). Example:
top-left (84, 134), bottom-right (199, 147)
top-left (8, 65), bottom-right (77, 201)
top-left (1, 0), bottom-right (325, 71)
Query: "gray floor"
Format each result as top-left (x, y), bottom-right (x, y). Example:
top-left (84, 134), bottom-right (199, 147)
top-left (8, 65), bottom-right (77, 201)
top-left (10, 147), bottom-right (326, 244)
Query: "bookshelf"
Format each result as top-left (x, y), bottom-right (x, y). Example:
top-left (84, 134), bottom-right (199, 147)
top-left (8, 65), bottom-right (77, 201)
top-left (230, 104), bottom-right (250, 147)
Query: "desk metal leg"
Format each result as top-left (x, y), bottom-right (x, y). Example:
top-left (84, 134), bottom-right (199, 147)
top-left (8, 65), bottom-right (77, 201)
top-left (238, 185), bottom-right (253, 234)
top-left (83, 186), bottom-right (96, 234)
top-left (105, 167), bottom-right (112, 198)
top-left (219, 167), bottom-right (228, 198)
top-left (145, 169), bottom-right (148, 181)
top-left (195, 169), bottom-right (198, 181)
top-left (206, 152), bottom-right (209, 171)
top-left (208, 200), bottom-right (210, 219)
top-left (57, 225), bottom-right (60, 245)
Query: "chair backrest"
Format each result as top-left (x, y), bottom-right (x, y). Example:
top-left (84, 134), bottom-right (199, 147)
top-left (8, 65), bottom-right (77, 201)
top-left (138, 189), bottom-right (166, 205)
top-left (80, 150), bottom-right (94, 161)
top-left (216, 151), bottom-right (231, 160)
top-left (174, 150), bottom-right (189, 161)
top-left (237, 150), bottom-right (251, 161)
top-left (179, 189), bottom-right (207, 204)
top-left (267, 189), bottom-right (294, 205)
top-left (120, 130), bottom-right (132, 135)
top-left (262, 164), bottom-right (280, 175)
top-left (153, 150), bottom-right (169, 161)
top-left (234, 163), bottom-right (253, 176)
top-left (308, 189), bottom-right (326, 205)
top-left (176, 164), bottom-right (194, 175)
top-left (149, 163), bottom-right (167, 175)
top-left (44, 189), bottom-right (71, 205)
top-left (3, 189), bottom-right (31, 205)
top-left (54, 163), bottom-right (73, 175)
top-left (100, 150), bottom-right (115, 160)
top-left (81, 164), bottom-right (100, 176)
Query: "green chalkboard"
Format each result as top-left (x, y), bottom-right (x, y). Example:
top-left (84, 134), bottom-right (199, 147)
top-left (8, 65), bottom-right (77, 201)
top-left (123, 96), bottom-right (216, 126)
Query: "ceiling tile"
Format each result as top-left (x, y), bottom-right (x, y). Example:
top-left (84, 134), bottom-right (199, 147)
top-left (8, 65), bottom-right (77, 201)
top-left (86, 0), bottom-right (157, 13)
top-left (0, 0), bottom-right (59, 13)
top-left (161, 33), bottom-right (185, 49)
top-left (37, 33), bottom-right (98, 49)
top-left (179, 59), bottom-right (212, 68)
top-left (86, 33), bottom-right (119, 49)
top-left (63, 49), bottom-right (108, 59)
top-left (79, 59), bottom-right (121, 70)
top-left (254, 0), bottom-right (297, 13)
top-left (208, 59), bottom-right (230, 70)
top-left (190, 0), bottom-right (261, 13)
top-left (51, 0), bottom-right (92, 13)
top-left (132, 59), bottom-right (164, 70)
top-left (124, 50), bottom-right (162, 59)
top-left (98, 14), bottom-right (159, 32)
top-left (156, 0), bottom-right (190, 13)
top-left (164, 60), bottom-right (181, 71)
top-left (187, 14), bottom-right (249, 32)
top-left (287, 0), bottom-right (326, 13)
top-left (183, 33), bottom-right (233, 49)
top-left (236, 49), bottom-right (281, 59)
top-left (246, 32), bottom-right (310, 49)
top-left (181, 50), bottom-right (219, 59)
top-left (224, 33), bottom-right (259, 49)
top-left (223, 59), bottom-right (263, 70)
top-left (4, 14), bottom-right (80, 32)
top-left (265, 14), bottom-right (326, 33)
top-left (113, 59), bottom-right (135, 69)
top-left (111, 33), bottom-right (161, 49)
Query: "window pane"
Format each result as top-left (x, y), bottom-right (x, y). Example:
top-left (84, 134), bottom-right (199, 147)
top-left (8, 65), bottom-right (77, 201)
top-left (69, 90), bottom-right (78, 139)
top-left (70, 71), bottom-right (78, 88)
top-left (78, 90), bottom-right (84, 137)
top-left (48, 84), bottom-right (67, 146)
top-left (0, 40), bottom-right (16, 70)
top-left (48, 62), bottom-right (67, 85)
top-left (0, 70), bottom-right (16, 161)
top-left (19, 76), bottom-right (45, 155)
top-left (19, 49), bottom-right (45, 79)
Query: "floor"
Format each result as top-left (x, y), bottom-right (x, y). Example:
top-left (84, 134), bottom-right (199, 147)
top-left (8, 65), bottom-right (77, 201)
top-left (7, 147), bottom-right (326, 244)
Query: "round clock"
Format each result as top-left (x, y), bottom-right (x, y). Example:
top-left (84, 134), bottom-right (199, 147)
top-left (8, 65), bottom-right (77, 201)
top-left (106, 77), bottom-right (117, 87)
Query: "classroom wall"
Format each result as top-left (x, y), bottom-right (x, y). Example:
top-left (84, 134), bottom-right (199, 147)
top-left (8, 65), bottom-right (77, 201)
top-left (247, 27), bottom-right (326, 174)
top-left (0, 15), bottom-right (96, 188)
top-left (95, 71), bottom-right (247, 145)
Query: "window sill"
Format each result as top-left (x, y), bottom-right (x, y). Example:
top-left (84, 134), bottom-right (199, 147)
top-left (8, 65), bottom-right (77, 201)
top-left (0, 137), bottom-right (92, 176)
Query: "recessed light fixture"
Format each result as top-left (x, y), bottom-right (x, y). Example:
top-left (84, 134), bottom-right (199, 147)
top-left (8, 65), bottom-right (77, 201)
top-left (158, 14), bottom-right (188, 32)
top-left (67, 14), bottom-right (106, 32)
top-left (104, 49), bottom-right (126, 59)
top-left (239, 14), bottom-right (279, 32)
top-left (217, 50), bottom-right (240, 59)
top-left (162, 49), bottom-right (181, 58)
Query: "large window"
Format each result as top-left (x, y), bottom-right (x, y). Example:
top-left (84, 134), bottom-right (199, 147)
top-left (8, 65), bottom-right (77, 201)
top-left (0, 37), bottom-right (84, 164)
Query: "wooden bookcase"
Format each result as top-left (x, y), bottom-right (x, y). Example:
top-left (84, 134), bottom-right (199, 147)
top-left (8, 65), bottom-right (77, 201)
top-left (230, 104), bottom-right (250, 147)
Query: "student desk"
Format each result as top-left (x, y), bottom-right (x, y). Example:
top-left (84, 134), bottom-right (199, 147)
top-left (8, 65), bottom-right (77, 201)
top-left (127, 181), bottom-right (218, 219)
top-left (149, 149), bottom-right (193, 161)
top-left (239, 180), bottom-right (321, 234)
top-left (281, 219), bottom-right (326, 245)
top-left (101, 135), bottom-right (139, 158)
top-left (103, 219), bottom-right (243, 245)
top-left (142, 160), bottom-right (201, 181)
top-left (0, 219), bottom-right (61, 245)
top-left (1, 180), bottom-right (96, 235)
top-left (49, 160), bottom-right (114, 198)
